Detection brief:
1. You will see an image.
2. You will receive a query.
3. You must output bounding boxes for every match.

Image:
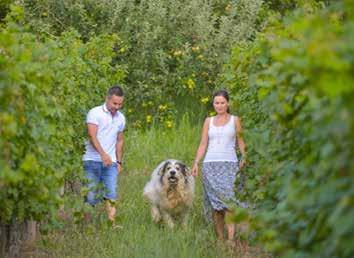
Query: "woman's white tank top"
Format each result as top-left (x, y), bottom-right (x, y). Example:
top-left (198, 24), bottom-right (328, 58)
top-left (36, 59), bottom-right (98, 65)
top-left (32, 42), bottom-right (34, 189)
top-left (203, 115), bottom-right (238, 163)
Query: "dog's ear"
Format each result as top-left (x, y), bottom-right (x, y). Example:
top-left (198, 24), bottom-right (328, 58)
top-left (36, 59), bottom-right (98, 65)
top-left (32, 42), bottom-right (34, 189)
top-left (158, 160), bottom-right (170, 176)
top-left (177, 162), bottom-right (190, 177)
top-left (185, 166), bottom-right (192, 176)
top-left (184, 166), bottom-right (192, 176)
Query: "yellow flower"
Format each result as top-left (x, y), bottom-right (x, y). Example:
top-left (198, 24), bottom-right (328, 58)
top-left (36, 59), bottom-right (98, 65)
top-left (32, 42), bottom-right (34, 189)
top-left (208, 111), bottom-right (216, 116)
top-left (158, 104), bottom-right (167, 111)
top-left (200, 97), bottom-right (210, 104)
top-left (173, 50), bottom-right (183, 56)
top-left (166, 120), bottom-right (173, 128)
top-left (191, 46), bottom-right (200, 52)
top-left (225, 3), bottom-right (232, 12)
top-left (146, 115), bottom-right (152, 123)
top-left (187, 78), bottom-right (195, 90)
top-left (128, 108), bottom-right (134, 114)
top-left (197, 54), bottom-right (204, 60)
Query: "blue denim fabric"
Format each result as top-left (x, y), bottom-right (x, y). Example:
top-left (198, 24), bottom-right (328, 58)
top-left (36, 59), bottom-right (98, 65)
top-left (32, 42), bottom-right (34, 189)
top-left (83, 160), bottom-right (118, 205)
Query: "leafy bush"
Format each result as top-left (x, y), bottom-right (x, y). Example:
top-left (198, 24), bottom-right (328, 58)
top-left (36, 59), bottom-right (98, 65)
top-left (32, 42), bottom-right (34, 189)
top-left (0, 6), bottom-right (125, 222)
top-left (224, 1), bottom-right (354, 257)
top-left (20, 0), bottom-right (264, 128)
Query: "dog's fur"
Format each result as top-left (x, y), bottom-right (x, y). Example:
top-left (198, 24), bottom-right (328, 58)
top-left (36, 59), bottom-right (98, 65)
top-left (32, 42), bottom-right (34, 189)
top-left (143, 159), bottom-right (195, 228)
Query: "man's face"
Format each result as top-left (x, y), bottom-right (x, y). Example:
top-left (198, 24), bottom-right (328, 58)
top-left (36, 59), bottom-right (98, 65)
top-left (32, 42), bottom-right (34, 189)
top-left (106, 95), bottom-right (124, 115)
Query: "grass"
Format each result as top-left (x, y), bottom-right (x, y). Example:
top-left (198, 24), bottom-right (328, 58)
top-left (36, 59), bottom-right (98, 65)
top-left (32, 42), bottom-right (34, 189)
top-left (38, 117), bottom-right (261, 258)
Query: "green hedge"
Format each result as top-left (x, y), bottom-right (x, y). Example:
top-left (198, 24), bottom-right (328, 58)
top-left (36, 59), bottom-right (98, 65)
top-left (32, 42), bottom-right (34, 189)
top-left (225, 1), bottom-right (354, 257)
top-left (20, 0), bottom-right (264, 128)
top-left (0, 6), bottom-right (125, 222)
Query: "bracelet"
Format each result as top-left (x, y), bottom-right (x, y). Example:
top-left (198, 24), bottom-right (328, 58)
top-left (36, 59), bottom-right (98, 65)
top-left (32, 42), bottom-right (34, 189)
top-left (117, 160), bottom-right (122, 165)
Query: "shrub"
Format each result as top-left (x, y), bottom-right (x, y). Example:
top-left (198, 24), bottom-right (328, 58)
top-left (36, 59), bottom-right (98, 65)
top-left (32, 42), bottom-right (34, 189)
top-left (20, 0), bottom-right (264, 128)
top-left (224, 1), bottom-right (354, 257)
top-left (0, 6), bottom-right (125, 222)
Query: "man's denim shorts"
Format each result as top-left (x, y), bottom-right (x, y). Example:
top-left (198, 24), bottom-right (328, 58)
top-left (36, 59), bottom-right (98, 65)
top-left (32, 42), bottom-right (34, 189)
top-left (83, 160), bottom-right (118, 205)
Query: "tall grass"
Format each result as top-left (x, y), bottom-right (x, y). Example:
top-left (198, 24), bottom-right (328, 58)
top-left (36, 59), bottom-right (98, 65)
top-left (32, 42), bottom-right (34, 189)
top-left (124, 114), bottom-right (202, 173)
top-left (39, 116), bottom-right (241, 257)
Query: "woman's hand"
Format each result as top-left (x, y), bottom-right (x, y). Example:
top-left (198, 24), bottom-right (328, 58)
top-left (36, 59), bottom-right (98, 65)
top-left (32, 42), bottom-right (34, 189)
top-left (239, 159), bottom-right (246, 170)
top-left (191, 163), bottom-right (199, 177)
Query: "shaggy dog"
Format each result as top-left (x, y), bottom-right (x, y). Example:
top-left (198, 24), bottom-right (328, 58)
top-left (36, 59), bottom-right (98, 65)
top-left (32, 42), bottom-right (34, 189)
top-left (143, 159), bottom-right (195, 228)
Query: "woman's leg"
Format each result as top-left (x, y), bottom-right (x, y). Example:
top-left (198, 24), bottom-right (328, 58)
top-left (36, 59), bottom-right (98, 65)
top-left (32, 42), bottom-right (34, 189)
top-left (212, 210), bottom-right (225, 240)
top-left (225, 210), bottom-right (235, 241)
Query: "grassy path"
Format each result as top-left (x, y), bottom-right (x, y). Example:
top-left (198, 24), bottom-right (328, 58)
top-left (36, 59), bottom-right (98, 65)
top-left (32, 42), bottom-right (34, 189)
top-left (38, 124), bottom-right (260, 258)
top-left (42, 169), bottom-right (238, 258)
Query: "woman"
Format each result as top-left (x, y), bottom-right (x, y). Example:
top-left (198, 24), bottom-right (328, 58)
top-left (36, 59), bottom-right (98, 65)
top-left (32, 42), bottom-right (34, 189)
top-left (192, 89), bottom-right (246, 243)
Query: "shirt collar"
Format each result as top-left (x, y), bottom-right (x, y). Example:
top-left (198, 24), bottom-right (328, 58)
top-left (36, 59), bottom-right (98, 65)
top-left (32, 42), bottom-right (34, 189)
top-left (102, 103), bottom-right (120, 117)
top-left (102, 103), bottom-right (109, 113)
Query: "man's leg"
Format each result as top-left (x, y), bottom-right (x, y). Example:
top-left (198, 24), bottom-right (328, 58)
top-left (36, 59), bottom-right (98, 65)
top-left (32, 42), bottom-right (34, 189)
top-left (102, 163), bottom-right (118, 222)
top-left (83, 161), bottom-right (102, 206)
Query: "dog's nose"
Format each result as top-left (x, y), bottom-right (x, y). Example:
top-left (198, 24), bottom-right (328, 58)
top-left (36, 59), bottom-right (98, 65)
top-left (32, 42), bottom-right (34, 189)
top-left (170, 171), bottom-right (176, 176)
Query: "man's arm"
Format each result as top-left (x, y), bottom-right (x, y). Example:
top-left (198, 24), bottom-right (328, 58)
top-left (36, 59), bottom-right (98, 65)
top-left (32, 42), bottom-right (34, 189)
top-left (116, 131), bottom-right (124, 173)
top-left (87, 123), bottom-right (112, 166)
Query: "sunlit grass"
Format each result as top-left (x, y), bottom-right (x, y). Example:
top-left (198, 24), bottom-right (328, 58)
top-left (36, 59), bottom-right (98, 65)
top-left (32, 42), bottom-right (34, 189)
top-left (124, 114), bottom-right (202, 173)
top-left (39, 117), bottom-right (241, 258)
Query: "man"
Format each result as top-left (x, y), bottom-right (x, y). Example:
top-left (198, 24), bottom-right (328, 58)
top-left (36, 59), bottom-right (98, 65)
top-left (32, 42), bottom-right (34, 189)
top-left (83, 85), bottom-right (125, 223)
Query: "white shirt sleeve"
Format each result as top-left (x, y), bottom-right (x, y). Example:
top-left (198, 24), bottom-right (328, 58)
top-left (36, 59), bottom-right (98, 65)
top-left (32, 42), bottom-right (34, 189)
top-left (86, 108), bottom-right (99, 125)
top-left (118, 114), bottom-right (126, 132)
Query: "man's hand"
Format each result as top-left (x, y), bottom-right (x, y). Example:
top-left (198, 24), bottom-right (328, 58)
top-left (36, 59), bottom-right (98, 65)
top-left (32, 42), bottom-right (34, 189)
top-left (101, 152), bottom-right (113, 167)
top-left (117, 163), bottom-right (122, 174)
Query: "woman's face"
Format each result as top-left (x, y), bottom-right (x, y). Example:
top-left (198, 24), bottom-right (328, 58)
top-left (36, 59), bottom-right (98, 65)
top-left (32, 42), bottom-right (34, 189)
top-left (213, 96), bottom-right (229, 114)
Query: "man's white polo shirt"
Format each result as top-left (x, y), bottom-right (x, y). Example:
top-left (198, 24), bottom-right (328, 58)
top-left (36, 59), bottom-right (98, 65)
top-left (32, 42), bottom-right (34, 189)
top-left (83, 103), bottom-right (126, 162)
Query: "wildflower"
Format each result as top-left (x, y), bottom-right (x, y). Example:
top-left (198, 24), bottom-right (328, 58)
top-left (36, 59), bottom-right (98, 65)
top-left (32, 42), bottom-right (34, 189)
top-left (146, 115), bottom-right (152, 123)
top-left (187, 78), bottom-right (195, 90)
top-left (191, 46), bottom-right (200, 52)
top-left (128, 108), bottom-right (134, 114)
top-left (166, 120), bottom-right (173, 128)
top-left (173, 50), bottom-right (183, 56)
top-left (200, 97), bottom-right (210, 104)
top-left (225, 3), bottom-right (231, 12)
top-left (208, 111), bottom-right (216, 116)
top-left (158, 104), bottom-right (168, 111)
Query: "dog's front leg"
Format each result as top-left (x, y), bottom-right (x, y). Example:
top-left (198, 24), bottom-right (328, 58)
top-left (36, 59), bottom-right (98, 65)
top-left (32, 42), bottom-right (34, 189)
top-left (161, 211), bottom-right (175, 229)
top-left (151, 205), bottom-right (161, 223)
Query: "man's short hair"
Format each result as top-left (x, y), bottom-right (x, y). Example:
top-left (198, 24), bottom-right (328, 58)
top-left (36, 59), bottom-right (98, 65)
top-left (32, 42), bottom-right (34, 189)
top-left (107, 85), bottom-right (124, 97)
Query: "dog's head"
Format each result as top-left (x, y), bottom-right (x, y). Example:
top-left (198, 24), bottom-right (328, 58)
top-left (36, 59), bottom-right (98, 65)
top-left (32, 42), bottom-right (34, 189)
top-left (158, 160), bottom-right (190, 186)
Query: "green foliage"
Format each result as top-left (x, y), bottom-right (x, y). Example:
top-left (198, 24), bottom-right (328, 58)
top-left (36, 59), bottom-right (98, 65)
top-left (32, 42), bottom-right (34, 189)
top-left (0, 0), bottom-right (12, 21)
top-left (0, 8), bottom-right (125, 222)
top-left (19, 0), bottom-right (264, 128)
top-left (224, 1), bottom-right (354, 257)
